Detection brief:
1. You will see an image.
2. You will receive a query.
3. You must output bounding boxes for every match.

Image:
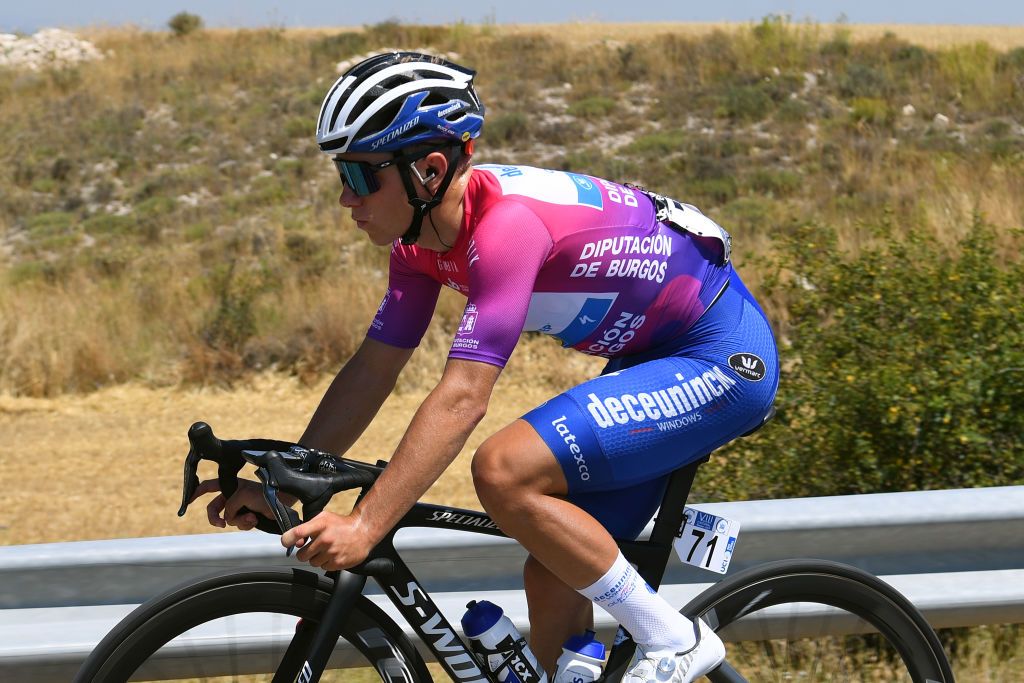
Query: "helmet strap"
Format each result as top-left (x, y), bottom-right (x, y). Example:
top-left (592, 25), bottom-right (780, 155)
top-left (398, 145), bottom-right (461, 246)
top-left (429, 211), bottom-right (453, 249)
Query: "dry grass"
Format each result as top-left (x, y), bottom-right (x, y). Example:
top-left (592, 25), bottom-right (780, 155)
top-left (499, 22), bottom-right (1024, 50)
top-left (0, 337), bottom-right (601, 546)
top-left (5, 19), bottom-right (1024, 398)
top-left (249, 23), bottom-right (1024, 51)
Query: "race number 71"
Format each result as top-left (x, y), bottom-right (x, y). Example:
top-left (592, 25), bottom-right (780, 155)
top-left (673, 507), bottom-right (741, 575)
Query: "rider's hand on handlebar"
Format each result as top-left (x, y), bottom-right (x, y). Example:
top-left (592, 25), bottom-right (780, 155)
top-left (281, 509), bottom-right (375, 571)
top-left (191, 478), bottom-right (294, 531)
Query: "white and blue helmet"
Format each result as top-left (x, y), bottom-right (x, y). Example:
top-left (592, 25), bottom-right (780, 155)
top-left (316, 51), bottom-right (485, 155)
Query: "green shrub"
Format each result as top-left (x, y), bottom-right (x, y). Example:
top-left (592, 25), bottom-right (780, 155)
top-left (485, 111), bottom-right (530, 147)
top-left (890, 44), bottom-right (934, 77)
top-left (820, 28), bottom-right (852, 59)
top-left (559, 148), bottom-right (637, 182)
top-left (6, 260), bottom-right (62, 285)
top-left (30, 178), bottom-right (59, 194)
top-left (748, 168), bottom-right (802, 197)
top-left (750, 216), bottom-right (1024, 497)
top-left (135, 196), bottom-right (176, 218)
top-left (246, 174), bottom-right (296, 205)
top-left (750, 15), bottom-right (793, 54)
top-left (81, 213), bottom-right (135, 237)
top-left (185, 221), bottom-right (212, 241)
top-left (983, 119), bottom-right (1012, 137)
top-left (938, 42), bottom-right (999, 113)
top-left (986, 136), bottom-right (1024, 160)
top-left (51, 157), bottom-right (73, 181)
top-left (168, 12), bottom-right (204, 38)
top-left (27, 211), bottom-right (76, 237)
top-left (774, 97), bottom-right (810, 123)
top-left (310, 32), bottom-right (368, 67)
top-left (625, 130), bottom-right (687, 157)
top-left (687, 175), bottom-right (739, 205)
top-left (721, 84), bottom-right (773, 122)
top-left (284, 116), bottom-right (311, 139)
top-left (718, 196), bottom-right (779, 236)
top-left (85, 245), bottom-right (139, 278)
top-left (995, 47), bottom-right (1024, 73)
top-left (201, 260), bottom-right (270, 352)
top-left (568, 96), bottom-right (617, 119)
top-left (849, 97), bottom-right (893, 126)
top-left (615, 43), bottom-right (650, 81)
top-left (839, 62), bottom-right (893, 98)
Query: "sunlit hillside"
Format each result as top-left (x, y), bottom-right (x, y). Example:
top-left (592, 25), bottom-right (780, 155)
top-left (1, 18), bottom-right (1021, 502)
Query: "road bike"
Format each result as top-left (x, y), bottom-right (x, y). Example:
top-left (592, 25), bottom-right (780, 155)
top-left (74, 412), bottom-right (954, 682)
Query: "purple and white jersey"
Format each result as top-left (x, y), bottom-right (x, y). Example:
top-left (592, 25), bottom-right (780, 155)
top-left (367, 164), bottom-right (733, 367)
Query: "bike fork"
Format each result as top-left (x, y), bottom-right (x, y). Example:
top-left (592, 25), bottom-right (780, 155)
top-left (273, 570), bottom-right (368, 683)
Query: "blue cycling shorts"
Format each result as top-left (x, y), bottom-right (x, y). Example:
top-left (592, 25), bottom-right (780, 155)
top-left (522, 271), bottom-right (778, 539)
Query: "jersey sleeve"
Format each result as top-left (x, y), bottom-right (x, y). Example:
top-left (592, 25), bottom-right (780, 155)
top-left (366, 245), bottom-right (441, 348)
top-left (449, 200), bottom-right (553, 367)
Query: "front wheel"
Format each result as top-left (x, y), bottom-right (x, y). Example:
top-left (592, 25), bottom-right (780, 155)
top-left (686, 559), bottom-right (954, 682)
top-left (74, 568), bottom-right (432, 683)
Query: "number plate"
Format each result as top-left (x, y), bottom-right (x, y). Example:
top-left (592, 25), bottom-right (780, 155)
top-left (672, 507), bottom-right (741, 574)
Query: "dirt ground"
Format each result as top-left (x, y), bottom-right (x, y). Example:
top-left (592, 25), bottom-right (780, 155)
top-left (0, 371), bottom-right (566, 546)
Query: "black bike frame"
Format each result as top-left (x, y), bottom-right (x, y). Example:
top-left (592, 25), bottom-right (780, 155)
top-left (346, 457), bottom-right (707, 683)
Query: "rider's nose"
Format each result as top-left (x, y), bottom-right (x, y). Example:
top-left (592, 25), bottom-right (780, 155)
top-left (339, 184), bottom-right (362, 208)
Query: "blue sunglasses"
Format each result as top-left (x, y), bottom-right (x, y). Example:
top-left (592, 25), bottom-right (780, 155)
top-left (332, 157), bottom-right (394, 196)
top-left (333, 148), bottom-right (439, 196)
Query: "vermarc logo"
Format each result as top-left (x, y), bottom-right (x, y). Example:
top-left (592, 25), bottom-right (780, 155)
top-left (728, 353), bottom-right (767, 382)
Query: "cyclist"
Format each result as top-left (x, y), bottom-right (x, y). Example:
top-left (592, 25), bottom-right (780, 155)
top-left (193, 52), bottom-right (778, 683)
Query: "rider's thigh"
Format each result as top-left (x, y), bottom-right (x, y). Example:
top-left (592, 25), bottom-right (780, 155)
top-left (472, 419), bottom-right (570, 497)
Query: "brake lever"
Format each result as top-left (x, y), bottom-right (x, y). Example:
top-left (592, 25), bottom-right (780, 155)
top-left (178, 422), bottom-right (244, 517)
top-left (178, 422), bottom-right (297, 535)
top-left (178, 442), bottom-right (202, 518)
top-left (255, 465), bottom-right (302, 551)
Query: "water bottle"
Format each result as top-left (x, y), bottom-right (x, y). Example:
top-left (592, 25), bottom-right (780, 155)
top-left (461, 600), bottom-right (547, 683)
top-left (553, 630), bottom-right (606, 683)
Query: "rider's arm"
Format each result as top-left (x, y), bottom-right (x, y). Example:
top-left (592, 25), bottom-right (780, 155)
top-left (351, 356), bottom-right (501, 544)
top-left (345, 200), bottom-right (553, 544)
top-left (299, 337), bottom-right (415, 455)
top-left (301, 242), bottom-right (442, 454)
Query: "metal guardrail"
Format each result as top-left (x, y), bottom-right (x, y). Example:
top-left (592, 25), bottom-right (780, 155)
top-left (2, 486), bottom-right (1023, 681)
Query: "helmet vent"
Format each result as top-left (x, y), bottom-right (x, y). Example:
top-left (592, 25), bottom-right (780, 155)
top-left (423, 91), bottom-right (448, 107)
top-left (320, 135), bottom-right (350, 152)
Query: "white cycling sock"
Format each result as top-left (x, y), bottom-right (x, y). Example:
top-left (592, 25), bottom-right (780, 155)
top-left (577, 552), bottom-right (696, 650)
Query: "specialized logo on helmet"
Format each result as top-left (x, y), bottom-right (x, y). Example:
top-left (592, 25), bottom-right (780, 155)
top-left (728, 353), bottom-right (767, 382)
top-left (370, 116), bottom-right (421, 150)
